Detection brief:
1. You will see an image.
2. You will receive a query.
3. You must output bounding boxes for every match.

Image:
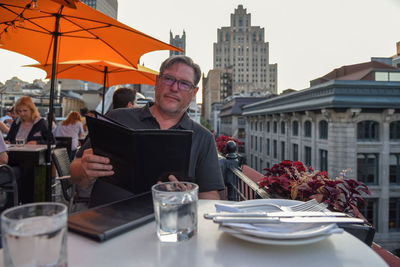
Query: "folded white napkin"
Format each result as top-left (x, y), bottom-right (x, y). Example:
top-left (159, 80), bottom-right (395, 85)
top-left (215, 201), bottom-right (343, 237)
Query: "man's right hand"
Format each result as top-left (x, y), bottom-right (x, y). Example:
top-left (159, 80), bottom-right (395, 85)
top-left (70, 148), bottom-right (114, 188)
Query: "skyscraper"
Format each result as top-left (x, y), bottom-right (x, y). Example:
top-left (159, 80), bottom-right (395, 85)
top-left (169, 31), bottom-right (186, 56)
top-left (81, 0), bottom-right (118, 19)
top-left (213, 5), bottom-right (277, 95)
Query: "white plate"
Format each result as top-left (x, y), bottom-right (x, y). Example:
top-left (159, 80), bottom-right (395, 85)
top-left (230, 231), bottom-right (329, 246)
top-left (218, 199), bottom-right (338, 240)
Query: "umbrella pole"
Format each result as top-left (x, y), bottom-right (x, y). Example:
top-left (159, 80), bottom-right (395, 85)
top-left (46, 13), bottom-right (62, 202)
top-left (101, 66), bottom-right (108, 114)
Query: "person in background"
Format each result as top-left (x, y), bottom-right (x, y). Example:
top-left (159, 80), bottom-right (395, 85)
top-left (112, 87), bottom-right (138, 109)
top-left (5, 96), bottom-right (54, 145)
top-left (0, 134), bottom-right (8, 165)
top-left (53, 111), bottom-right (84, 160)
top-left (70, 55), bottom-right (224, 201)
top-left (0, 121), bottom-right (9, 135)
top-left (1, 106), bottom-right (17, 128)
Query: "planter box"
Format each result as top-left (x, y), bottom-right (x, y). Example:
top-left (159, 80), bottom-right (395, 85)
top-left (338, 223), bottom-right (375, 247)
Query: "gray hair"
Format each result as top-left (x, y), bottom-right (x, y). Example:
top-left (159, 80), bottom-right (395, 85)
top-left (159, 55), bottom-right (201, 86)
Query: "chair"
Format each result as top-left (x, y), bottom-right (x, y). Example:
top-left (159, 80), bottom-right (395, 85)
top-left (55, 136), bottom-right (72, 159)
top-left (0, 164), bottom-right (20, 207)
top-left (52, 148), bottom-right (89, 210)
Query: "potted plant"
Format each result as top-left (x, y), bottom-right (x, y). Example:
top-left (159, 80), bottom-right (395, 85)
top-left (258, 160), bottom-right (375, 245)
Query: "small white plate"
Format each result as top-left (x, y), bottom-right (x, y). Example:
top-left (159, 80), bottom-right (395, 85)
top-left (230, 231), bottom-right (329, 246)
top-left (217, 199), bottom-right (338, 241)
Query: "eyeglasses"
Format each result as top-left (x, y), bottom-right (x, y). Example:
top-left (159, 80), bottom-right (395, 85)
top-left (160, 74), bottom-right (196, 92)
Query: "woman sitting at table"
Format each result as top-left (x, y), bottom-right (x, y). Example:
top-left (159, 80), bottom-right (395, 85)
top-left (5, 96), bottom-right (54, 145)
top-left (53, 111), bottom-right (84, 159)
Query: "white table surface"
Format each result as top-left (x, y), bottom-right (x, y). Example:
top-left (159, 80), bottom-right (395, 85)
top-left (0, 200), bottom-right (388, 267)
top-left (6, 144), bottom-right (48, 152)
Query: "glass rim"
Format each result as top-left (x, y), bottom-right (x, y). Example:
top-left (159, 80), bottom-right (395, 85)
top-left (151, 181), bottom-right (198, 193)
top-left (1, 202), bottom-right (67, 221)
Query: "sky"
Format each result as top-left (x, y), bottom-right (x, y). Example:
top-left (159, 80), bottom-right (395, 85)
top-left (1, 0), bottom-right (399, 102)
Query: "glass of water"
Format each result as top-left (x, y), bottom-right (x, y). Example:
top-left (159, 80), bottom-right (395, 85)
top-left (15, 138), bottom-right (25, 147)
top-left (1, 202), bottom-right (68, 267)
top-left (152, 182), bottom-right (198, 242)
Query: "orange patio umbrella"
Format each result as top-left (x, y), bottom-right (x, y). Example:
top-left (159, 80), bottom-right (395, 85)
top-left (0, 0), bottom-right (180, 201)
top-left (25, 60), bottom-right (159, 113)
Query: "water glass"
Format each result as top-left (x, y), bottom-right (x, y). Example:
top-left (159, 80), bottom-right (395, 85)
top-left (152, 182), bottom-right (198, 242)
top-left (15, 138), bottom-right (25, 147)
top-left (1, 202), bottom-right (68, 267)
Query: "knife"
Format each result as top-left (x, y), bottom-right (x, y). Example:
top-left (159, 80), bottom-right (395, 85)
top-left (213, 216), bottom-right (365, 224)
top-left (204, 211), bottom-right (348, 220)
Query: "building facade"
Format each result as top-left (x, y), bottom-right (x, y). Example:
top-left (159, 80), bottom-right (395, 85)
top-left (242, 65), bottom-right (400, 252)
top-left (81, 0), bottom-right (118, 19)
top-left (169, 31), bottom-right (186, 56)
top-left (202, 69), bottom-right (232, 124)
top-left (213, 5), bottom-right (277, 95)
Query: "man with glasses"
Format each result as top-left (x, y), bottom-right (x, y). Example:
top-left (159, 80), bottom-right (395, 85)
top-left (70, 55), bottom-right (225, 200)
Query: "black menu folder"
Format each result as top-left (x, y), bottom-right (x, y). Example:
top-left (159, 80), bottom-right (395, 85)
top-left (86, 113), bottom-right (193, 195)
top-left (68, 192), bottom-right (154, 242)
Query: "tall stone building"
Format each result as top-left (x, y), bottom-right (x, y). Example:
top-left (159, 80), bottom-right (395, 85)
top-left (81, 0), bottom-right (118, 19)
top-left (202, 69), bottom-right (232, 124)
top-left (169, 31), bottom-right (186, 56)
top-left (213, 5), bottom-right (277, 95)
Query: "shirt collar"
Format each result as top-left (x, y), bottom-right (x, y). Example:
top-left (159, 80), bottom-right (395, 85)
top-left (139, 102), bottom-right (192, 130)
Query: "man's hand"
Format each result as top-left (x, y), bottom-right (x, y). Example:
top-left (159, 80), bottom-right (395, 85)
top-left (71, 148), bottom-right (114, 188)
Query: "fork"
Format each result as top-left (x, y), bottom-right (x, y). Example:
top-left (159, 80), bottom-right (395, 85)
top-left (215, 199), bottom-right (327, 213)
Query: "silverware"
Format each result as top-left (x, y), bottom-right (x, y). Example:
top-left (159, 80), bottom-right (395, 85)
top-left (215, 199), bottom-right (327, 213)
top-left (204, 211), bottom-right (348, 220)
top-left (213, 216), bottom-right (364, 224)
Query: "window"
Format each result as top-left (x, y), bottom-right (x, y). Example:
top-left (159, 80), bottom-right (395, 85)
top-left (281, 141), bottom-right (285, 161)
top-left (390, 154), bottom-right (400, 184)
top-left (304, 121), bottom-right (312, 137)
top-left (320, 149), bottom-right (328, 172)
top-left (255, 156), bottom-right (258, 171)
top-left (259, 122), bottom-right (263, 132)
top-left (390, 121), bottom-right (400, 140)
top-left (266, 139), bottom-right (270, 156)
top-left (357, 153), bottom-right (379, 184)
top-left (319, 120), bottom-right (328, 139)
top-left (251, 135), bottom-right (253, 149)
top-left (238, 128), bottom-right (245, 139)
top-left (292, 121), bottom-right (299, 136)
top-left (389, 198), bottom-right (400, 231)
top-left (293, 144), bottom-right (298, 161)
top-left (281, 122), bottom-right (285, 134)
top-left (304, 146), bottom-right (312, 166)
top-left (266, 121), bottom-right (270, 132)
top-left (273, 121), bottom-right (277, 133)
top-left (259, 137), bottom-right (262, 153)
top-left (255, 136), bottom-right (258, 151)
top-left (358, 199), bottom-right (378, 228)
top-left (357, 121), bottom-right (379, 141)
top-left (273, 140), bottom-right (277, 158)
top-left (255, 121), bottom-right (258, 131)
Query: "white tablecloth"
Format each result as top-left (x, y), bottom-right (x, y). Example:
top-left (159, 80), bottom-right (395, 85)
top-left (0, 200), bottom-right (388, 267)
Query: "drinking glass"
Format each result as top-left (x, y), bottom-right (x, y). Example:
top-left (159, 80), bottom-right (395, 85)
top-left (152, 182), bottom-right (198, 242)
top-left (1, 202), bottom-right (68, 267)
top-left (15, 138), bottom-right (25, 147)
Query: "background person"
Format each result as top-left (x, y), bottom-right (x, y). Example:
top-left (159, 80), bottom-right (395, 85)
top-left (53, 111), bottom-right (85, 160)
top-left (70, 55), bottom-right (224, 201)
top-left (0, 134), bottom-right (8, 164)
top-left (112, 87), bottom-right (138, 109)
top-left (1, 106), bottom-right (17, 128)
top-left (5, 96), bottom-right (54, 145)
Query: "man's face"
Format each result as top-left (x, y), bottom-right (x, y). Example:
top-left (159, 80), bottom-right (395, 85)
top-left (154, 62), bottom-right (198, 117)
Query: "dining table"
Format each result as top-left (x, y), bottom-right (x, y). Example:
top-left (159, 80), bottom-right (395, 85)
top-left (0, 199), bottom-right (386, 267)
top-left (6, 144), bottom-right (49, 203)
